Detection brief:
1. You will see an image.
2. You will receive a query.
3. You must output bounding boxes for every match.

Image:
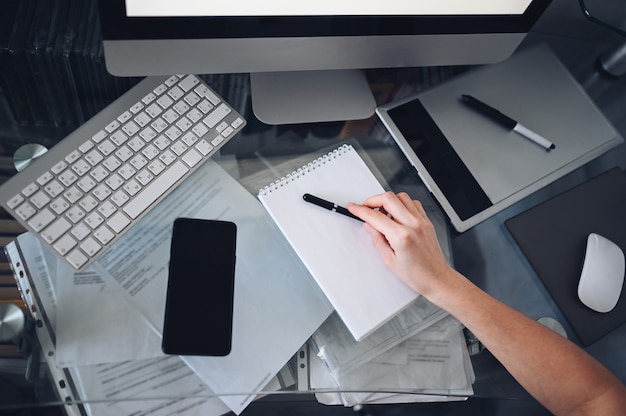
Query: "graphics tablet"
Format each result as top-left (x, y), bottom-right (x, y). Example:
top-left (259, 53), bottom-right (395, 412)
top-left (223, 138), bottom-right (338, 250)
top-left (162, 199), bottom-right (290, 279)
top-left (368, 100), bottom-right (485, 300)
top-left (376, 44), bottom-right (622, 232)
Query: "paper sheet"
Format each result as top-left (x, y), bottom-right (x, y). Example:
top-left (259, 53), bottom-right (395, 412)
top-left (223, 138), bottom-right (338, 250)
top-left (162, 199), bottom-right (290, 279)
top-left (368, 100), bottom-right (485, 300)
top-left (71, 356), bottom-right (231, 416)
top-left (93, 159), bottom-right (333, 414)
top-left (312, 296), bottom-right (448, 378)
top-left (310, 315), bottom-right (474, 406)
top-left (14, 233), bottom-right (164, 367)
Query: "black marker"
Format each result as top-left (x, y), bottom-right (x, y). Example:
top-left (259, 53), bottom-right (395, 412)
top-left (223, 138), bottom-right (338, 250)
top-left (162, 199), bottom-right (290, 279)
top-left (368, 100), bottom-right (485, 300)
top-left (460, 94), bottom-right (555, 151)
top-left (303, 193), bottom-right (363, 222)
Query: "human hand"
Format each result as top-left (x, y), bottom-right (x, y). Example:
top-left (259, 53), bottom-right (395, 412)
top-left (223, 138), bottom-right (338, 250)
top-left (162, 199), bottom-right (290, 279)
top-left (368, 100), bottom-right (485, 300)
top-left (347, 192), bottom-right (458, 299)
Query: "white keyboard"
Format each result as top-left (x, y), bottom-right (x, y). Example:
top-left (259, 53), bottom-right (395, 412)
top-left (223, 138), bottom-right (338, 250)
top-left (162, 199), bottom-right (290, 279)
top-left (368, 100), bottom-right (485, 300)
top-left (0, 75), bottom-right (246, 271)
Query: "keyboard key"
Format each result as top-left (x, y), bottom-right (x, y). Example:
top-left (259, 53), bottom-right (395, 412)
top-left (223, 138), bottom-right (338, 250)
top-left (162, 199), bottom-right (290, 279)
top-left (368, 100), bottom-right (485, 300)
top-left (179, 75), bottom-right (200, 92)
top-left (85, 150), bottom-right (104, 166)
top-left (31, 211), bottom-right (61, 236)
top-left (135, 169), bottom-right (154, 186)
top-left (15, 202), bottom-right (36, 221)
top-left (182, 149), bottom-right (203, 167)
top-left (66, 150), bottom-right (81, 164)
top-left (203, 103), bottom-right (231, 128)
top-left (22, 182), bottom-right (39, 197)
top-left (84, 212), bottom-right (104, 229)
top-left (134, 112), bottom-right (151, 127)
top-left (110, 130), bottom-right (129, 146)
top-left (94, 226), bottom-right (115, 245)
top-left (72, 159), bottom-right (91, 176)
top-left (195, 139), bottom-right (214, 156)
top-left (168, 86), bottom-right (184, 101)
top-left (130, 101), bottom-right (144, 114)
top-left (145, 103), bottom-right (162, 118)
top-left (153, 84), bottom-right (168, 96)
top-left (143, 92), bottom-right (157, 104)
top-left (65, 206), bottom-right (85, 223)
top-left (63, 187), bottom-right (83, 204)
top-left (105, 120), bottom-right (121, 133)
top-left (118, 111), bottom-right (132, 124)
top-left (184, 92), bottom-right (200, 106)
top-left (90, 166), bottom-right (110, 182)
top-left (171, 141), bottom-right (188, 156)
top-left (51, 161), bottom-right (68, 175)
top-left (58, 170), bottom-right (78, 187)
top-left (54, 235), bottom-right (77, 255)
top-left (97, 140), bottom-right (116, 156)
top-left (195, 84), bottom-right (221, 105)
top-left (7, 194), bottom-right (24, 209)
top-left (71, 223), bottom-right (91, 241)
top-left (93, 184), bottom-right (112, 201)
top-left (130, 155), bottom-right (148, 170)
top-left (164, 75), bottom-right (179, 87)
top-left (79, 140), bottom-right (95, 153)
top-left (41, 217), bottom-right (72, 244)
top-left (37, 171), bottom-right (54, 186)
top-left (92, 130), bottom-right (108, 143)
top-left (118, 164), bottom-right (137, 180)
top-left (123, 161), bottom-right (188, 219)
top-left (107, 212), bottom-right (131, 233)
top-left (105, 173), bottom-right (124, 191)
top-left (79, 195), bottom-right (99, 212)
top-left (66, 249), bottom-right (88, 269)
top-left (115, 146), bottom-right (134, 162)
top-left (50, 198), bottom-right (70, 215)
top-left (111, 191), bottom-right (130, 207)
top-left (77, 176), bottom-right (97, 193)
top-left (80, 237), bottom-right (101, 257)
top-left (157, 95), bottom-right (174, 109)
top-left (98, 201), bottom-right (117, 218)
top-left (30, 191), bottom-right (50, 209)
top-left (147, 160), bottom-right (166, 176)
top-left (123, 179), bottom-right (142, 196)
top-left (44, 181), bottom-right (64, 198)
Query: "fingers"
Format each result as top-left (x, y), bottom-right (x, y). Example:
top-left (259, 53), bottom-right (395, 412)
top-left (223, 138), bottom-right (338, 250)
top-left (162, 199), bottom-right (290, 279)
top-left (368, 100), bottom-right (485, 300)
top-left (347, 198), bottom-right (399, 236)
top-left (357, 192), bottom-right (424, 225)
top-left (363, 223), bottom-right (396, 267)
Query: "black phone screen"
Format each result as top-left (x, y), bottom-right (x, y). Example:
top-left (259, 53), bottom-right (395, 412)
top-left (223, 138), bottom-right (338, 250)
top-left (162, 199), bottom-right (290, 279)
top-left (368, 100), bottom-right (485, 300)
top-left (161, 218), bottom-right (237, 356)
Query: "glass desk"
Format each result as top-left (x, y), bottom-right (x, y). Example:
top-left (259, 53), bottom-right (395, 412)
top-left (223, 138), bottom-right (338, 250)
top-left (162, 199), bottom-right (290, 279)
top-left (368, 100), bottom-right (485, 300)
top-left (2, 8), bottom-right (626, 415)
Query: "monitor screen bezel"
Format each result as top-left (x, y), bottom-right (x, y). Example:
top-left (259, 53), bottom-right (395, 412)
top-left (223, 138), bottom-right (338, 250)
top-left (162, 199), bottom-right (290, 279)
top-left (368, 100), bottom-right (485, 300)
top-left (98, 0), bottom-right (551, 40)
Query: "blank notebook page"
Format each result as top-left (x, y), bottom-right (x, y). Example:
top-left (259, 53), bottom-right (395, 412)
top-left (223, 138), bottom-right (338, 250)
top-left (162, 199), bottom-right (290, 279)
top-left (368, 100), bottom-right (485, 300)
top-left (258, 144), bottom-right (418, 341)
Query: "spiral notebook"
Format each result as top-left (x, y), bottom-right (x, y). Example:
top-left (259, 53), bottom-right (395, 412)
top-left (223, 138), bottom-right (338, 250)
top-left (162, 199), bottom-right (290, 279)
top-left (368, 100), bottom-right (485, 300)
top-left (257, 144), bottom-right (419, 341)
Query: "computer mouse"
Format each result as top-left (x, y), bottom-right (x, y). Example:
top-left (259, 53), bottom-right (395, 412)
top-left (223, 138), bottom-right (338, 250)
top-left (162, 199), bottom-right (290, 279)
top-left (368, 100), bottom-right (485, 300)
top-left (577, 233), bottom-right (625, 313)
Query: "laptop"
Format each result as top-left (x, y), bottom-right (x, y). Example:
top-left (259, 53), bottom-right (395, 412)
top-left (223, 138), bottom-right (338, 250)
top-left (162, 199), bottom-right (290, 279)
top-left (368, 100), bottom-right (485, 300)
top-left (376, 44), bottom-right (622, 232)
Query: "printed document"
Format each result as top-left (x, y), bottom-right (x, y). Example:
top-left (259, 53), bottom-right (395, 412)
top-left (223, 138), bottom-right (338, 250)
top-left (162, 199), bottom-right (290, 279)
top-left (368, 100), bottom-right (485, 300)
top-left (94, 159), bottom-right (333, 414)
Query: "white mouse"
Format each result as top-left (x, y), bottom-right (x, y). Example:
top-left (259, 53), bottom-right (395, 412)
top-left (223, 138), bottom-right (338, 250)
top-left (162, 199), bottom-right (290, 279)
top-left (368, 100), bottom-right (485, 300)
top-left (577, 233), bottom-right (625, 313)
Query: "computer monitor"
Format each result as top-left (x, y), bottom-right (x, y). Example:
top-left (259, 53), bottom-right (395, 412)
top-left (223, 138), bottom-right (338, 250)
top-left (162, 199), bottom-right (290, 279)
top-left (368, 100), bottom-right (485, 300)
top-left (98, 0), bottom-right (551, 125)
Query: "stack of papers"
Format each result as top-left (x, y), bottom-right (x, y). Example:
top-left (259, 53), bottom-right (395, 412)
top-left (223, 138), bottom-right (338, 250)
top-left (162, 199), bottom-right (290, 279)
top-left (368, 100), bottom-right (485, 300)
top-left (10, 149), bottom-right (475, 414)
top-left (310, 301), bottom-right (474, 406)
top-left (13, 159), bottom-right (333, 415)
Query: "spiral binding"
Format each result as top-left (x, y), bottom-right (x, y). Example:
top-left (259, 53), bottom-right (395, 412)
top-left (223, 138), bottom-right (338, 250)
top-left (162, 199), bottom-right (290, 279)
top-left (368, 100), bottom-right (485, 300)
top-left (259, 144), bottom-right (353, 196)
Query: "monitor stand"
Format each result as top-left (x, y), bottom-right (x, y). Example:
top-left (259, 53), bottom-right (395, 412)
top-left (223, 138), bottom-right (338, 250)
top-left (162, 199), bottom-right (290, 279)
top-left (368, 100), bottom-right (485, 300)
top-left (250, 69), bottom-right (376, 125)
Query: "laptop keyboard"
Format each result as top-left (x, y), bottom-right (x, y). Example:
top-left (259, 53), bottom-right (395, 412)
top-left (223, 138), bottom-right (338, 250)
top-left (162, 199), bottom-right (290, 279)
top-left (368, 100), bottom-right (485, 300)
top-left (0, 75), bottom-right (246, 271)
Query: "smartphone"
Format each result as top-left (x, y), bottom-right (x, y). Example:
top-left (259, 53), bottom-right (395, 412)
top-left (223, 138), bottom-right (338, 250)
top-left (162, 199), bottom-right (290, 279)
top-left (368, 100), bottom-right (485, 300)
top-left (161, 218), bottom-right (237, 356)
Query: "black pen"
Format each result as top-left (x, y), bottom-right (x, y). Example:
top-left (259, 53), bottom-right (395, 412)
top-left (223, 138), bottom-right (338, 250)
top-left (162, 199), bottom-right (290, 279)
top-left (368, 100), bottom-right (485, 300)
top-left (460, 94), bottom-right (555, 151)
top-left (303, 193), bottom-right (363, 222)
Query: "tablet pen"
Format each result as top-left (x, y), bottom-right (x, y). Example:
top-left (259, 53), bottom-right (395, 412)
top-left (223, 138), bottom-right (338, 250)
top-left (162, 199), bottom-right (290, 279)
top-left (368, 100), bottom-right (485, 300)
top-left (460, 94), bottom-right (555, 151)
top-left (303, 193), bottom-right (363, 222)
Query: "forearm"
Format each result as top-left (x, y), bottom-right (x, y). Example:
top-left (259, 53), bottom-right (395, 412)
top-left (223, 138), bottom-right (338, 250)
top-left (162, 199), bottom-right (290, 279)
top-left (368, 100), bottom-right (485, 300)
top-left (427, 268), bottom-right (626, 415)
top-left (348, 193), bottom-right (626, 414)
